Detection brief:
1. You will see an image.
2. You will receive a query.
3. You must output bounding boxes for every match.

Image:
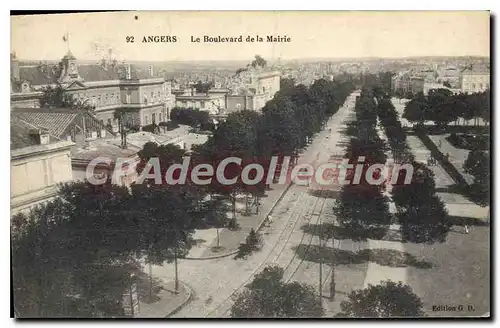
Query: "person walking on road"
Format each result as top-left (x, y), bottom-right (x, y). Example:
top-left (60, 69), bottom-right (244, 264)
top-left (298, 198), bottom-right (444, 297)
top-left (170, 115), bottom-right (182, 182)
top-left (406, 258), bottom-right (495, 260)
top-left (464, 224), bottom-right (469, 234)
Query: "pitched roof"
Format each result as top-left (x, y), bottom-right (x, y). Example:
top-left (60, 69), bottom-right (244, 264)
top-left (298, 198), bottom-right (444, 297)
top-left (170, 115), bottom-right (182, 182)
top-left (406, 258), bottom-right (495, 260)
top-left (12, 108), bottom-right (79, 139)
top-left (11, 107), bottom-right (114, 140)
top-left (78, 64), bottom-right (122, 81)
top-left (19, 65), bottom-right (59, 86)
top-left (17, 63), bottom-right (162, 87)
top-left (10, 117), bottom-right (58, 150)
top-left (11, 118), bottom-right (39, 149)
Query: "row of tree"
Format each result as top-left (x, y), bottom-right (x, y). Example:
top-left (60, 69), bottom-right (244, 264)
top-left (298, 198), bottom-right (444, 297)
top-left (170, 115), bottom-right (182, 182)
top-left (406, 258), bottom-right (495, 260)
top-left (375, 92), bottom-right (452, 243)
top-left (13, 76), bottom-right (356, 317)
top-left (403, 89), bottom-right (490, 128)
top-left (186, 78), bottom-right (355, 225)
top-left (229, 82), bottom-right (429, 318)
top-left (334, 88), bottom-right (392, 238)
top-left (464, 149), bottom-right (490, 206)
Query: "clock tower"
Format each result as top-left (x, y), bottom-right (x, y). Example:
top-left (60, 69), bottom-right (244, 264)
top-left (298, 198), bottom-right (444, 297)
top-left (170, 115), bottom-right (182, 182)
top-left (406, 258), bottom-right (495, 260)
top-left (59, 50), bottom-right (84, 84)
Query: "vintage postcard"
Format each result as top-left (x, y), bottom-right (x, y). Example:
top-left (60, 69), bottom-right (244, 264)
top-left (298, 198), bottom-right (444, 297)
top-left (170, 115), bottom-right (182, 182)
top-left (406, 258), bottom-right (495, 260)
top-left (10, 11), bottom-right (490, 318)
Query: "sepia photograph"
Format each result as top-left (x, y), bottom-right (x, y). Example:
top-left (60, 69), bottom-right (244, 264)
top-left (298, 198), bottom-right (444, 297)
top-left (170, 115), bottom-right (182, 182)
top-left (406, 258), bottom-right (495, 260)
top-left (10, 10), bottom-right (491, 319)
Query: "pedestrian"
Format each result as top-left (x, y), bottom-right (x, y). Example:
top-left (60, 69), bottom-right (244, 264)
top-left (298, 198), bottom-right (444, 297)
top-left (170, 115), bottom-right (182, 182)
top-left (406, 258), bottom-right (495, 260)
top-left (464, 224), bottom-right (469, 234)
top-left (438, 140), bottom-right (442, 148)
top-left (264, 215), bottom-right (273, 227)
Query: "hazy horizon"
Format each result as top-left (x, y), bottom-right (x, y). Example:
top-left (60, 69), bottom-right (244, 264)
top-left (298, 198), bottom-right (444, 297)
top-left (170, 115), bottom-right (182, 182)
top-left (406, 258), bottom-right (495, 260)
top-left (15, 54), bottom-right (491, 64)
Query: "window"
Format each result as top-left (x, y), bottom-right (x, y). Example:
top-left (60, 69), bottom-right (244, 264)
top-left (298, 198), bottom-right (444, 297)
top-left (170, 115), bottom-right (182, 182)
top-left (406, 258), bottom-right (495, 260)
top-left (159, 113), bottom-right (162, 122)
top-left (152, 113), bottom-right (156, 123)
top-left (236, 103), bottom-right (241, 109)
top-left (126, 90), bottom-right (131, 104)
top-left (107, 118), bottom-right (112, 125)
top-left (479, 83), bottom-right (483, 90)
top-left (145, 116), bottom-right (148, 125)
top-left (471, 83), bottom-right (476, 90)
top-left (200, 101), bottom-right (205, 109)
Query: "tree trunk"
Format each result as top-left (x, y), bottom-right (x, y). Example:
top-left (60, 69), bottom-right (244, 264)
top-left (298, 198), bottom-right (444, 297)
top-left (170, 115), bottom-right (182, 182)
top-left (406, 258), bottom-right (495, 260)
top-left (216, 228), bottom-right (220, 247)
top-left (244, 193), bottom-right (250, 215)
top-left (148, 262), bottom-right (153, 302)
top-left (232, 193), bottom-right (237, 220)
top-left (174, 249), bottom-right (179, 293)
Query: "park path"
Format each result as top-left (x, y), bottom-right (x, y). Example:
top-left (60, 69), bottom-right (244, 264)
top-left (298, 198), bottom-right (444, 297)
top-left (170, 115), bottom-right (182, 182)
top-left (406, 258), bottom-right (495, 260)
top-left (362, 110), bottom-right (407, 288)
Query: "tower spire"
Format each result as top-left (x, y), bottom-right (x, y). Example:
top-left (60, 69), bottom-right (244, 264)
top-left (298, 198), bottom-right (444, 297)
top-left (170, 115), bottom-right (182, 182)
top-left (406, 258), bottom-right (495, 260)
top-left (63, 31), bottom-right (71, 52)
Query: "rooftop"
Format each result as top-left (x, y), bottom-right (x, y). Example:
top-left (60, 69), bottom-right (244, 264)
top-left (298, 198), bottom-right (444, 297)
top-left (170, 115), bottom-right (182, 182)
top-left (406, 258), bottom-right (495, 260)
top-left (17, 62), bottom-right (166, 87)
top-left (461, 64), bottom-right (490, 74)
top-left (11, 107), bottom-right (114, 140)
top-left (10, 116), bottom-right (72, 151)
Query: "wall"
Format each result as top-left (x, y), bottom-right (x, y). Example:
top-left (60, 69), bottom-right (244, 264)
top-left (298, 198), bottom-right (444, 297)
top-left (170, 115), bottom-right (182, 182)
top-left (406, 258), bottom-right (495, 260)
top-left (225, 95), bottom-right (255, 112)
top-left (11, 93), bottom-right (41, 108)
top-left (11, 141), bottom-right (74, 215)
top-left (175, 94), bottom-right (225, 114)
top-left (257, 73), bottom-right (280, 102)
top-left (141, 104), bottom-right (166, 125)
top-left (138, 84), bottom-right (165, 106)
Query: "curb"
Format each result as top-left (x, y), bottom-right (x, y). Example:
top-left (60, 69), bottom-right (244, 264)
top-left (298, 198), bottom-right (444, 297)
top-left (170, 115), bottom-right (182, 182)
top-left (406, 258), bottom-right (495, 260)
top-left (185, 182), bottom-right (294, 260)
top-left (165, 281), bottom-right (194, 318)
top-left (185, 249), bottom-right (238, 260)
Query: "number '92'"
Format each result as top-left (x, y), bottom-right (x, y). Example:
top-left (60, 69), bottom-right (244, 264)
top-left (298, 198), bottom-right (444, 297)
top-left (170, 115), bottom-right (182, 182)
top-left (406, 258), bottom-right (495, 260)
top-left (126, 36), bottom-right (135, 43)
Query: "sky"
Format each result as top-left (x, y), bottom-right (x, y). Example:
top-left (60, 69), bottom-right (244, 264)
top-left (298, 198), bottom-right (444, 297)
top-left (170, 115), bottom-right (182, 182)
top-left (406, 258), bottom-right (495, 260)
top-left (11, 11), bottom-right (490, 62)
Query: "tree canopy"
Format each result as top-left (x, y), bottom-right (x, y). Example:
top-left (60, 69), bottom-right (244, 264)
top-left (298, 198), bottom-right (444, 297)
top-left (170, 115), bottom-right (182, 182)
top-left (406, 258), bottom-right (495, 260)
top-left (403, 89), bottom-right (490, 127)
top-left (231, 266), bottom-right (324, 318)
top-left (337, 280), bottom-right (424, 317)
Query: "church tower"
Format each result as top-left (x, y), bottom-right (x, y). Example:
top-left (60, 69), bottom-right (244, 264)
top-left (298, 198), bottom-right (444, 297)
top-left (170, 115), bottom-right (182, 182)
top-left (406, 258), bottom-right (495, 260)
top-left (58, 50), bottom-right (83, 84)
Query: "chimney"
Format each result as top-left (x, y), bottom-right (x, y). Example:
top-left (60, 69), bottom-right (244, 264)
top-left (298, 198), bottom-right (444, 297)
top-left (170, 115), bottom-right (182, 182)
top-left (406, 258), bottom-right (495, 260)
top-left (148, 64), bottom-right (154, 77)
top-left (126, 64), bottom-right (131, 79)
top-left (28, 128), bottom-right (50, 145)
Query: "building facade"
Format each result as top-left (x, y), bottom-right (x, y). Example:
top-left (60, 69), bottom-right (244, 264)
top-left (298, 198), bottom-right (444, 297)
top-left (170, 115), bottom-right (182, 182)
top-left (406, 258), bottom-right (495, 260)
top-left (10, 51), bottom-right (176, 129)
top-left (460, 65), bottom-right (490, 94)
top-left (11, 119), bottom-right (74, 215)
top-left (173, 88), bottom-right (226, 115)
top-left (391, 72), bottom-right (425, 95)
top-left (225, 68), bottom-right (280, 112)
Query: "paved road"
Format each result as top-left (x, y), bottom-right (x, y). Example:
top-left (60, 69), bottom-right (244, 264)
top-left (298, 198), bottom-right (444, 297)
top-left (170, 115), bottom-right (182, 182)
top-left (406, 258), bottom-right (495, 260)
top-left (149, 91), bottom-right (361, 318)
